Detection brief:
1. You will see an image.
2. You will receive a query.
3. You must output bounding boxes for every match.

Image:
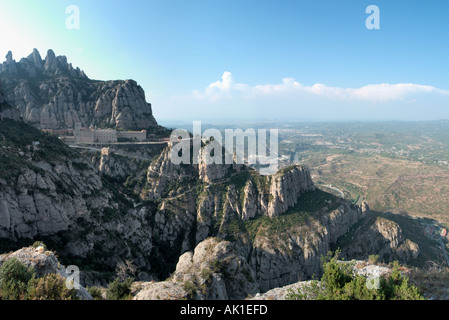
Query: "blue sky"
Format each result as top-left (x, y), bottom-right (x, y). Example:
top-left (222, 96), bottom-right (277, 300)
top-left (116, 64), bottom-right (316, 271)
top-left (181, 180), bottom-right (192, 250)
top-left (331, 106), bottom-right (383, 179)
top-left (1, 0), bottom-right (449, 122)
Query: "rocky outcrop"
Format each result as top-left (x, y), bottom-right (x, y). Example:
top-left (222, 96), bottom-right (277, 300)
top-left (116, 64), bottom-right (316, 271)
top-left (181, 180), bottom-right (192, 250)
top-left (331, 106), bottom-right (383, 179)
top-left (0, 51), bottom-right (18, 75)
top-left (136, 195), bottom-right (369, 299)
top-left (0, 81), bottom-right (21, 121)
top-left (338, 215), bottom-right (421, 265)
top-left (248, 200), bottom-right (369, 293)
top-left (0, 119), bottom-right (156, 285)
top-left (146, 143), bottom-right (247, 200)
top-left (0, 49), bottom-right (85, 79)
top-left (0, 49), bottom-right (158, 130)
top-left (0, 159), bottom-right (99, 238)
top-left (135, 238), bottom-right (259, 300)
top-left (148, 143), bottom-right (314, 217)
top-left (134, 281), bottom-right (189, 300)
top-left (267, 166), bottom-right (315, 217)
top-left (250, 260), bottom-right (392, 300)
top-left (0, 246), bottom-right (93, 300)
top-left (146, 146), bottom-right (197, 200)
top-left (197, 145), bottom-right (245, 183)
top-left (0, 151), bottom-right (154, 279)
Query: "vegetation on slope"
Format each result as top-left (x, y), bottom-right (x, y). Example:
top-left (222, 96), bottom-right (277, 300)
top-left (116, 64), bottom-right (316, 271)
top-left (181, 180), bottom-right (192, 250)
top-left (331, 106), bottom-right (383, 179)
top-left (286, 250), bottom-right (424, 300)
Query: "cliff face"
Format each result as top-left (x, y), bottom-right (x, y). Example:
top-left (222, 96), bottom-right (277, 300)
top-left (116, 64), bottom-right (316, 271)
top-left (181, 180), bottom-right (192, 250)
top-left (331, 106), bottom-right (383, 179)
top-left (0, 160), bottom-right (98, 238)
top-left (0, 119), bottom-right (155, 284)
top-left (0, 118), bottom-right (372, 294)
top-left (0, 80), bottom-right (21, 121)
top-left (134, 198), bottom-right (369, 299)
top-left (0, 49), bottom-right (157, 130)
top-left (129, 142), bottom-right (369, 298)
top-left (145, 144), bottom-right (315, 216)
top-left (337, 214), bottom-right (422, 265)
top-left (249, 200), bottom-right (369, 292)
top-left (267, 166), bottom-right (316, 217)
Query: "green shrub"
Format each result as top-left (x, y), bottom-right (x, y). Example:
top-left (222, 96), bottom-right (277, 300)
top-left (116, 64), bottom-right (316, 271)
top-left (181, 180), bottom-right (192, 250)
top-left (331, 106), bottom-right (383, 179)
top-left (380, 261), bottom-right (424, 300)
top-left (88, 286), bottom-right (104, 300)
top-left (183, 280), bottom-right (197, 300)
top-left (286, 250), bottom-right (425, 300)
top-left (368, 254), bottom-right (379, 265)
top-left (0, 258), bottom-right (35, 300)
top-left (106, 277), bottom-right (133, 300)
top-left (28, 273), bottom-right (78, 300)
top-left (31, 241), bottom-right (48, 251)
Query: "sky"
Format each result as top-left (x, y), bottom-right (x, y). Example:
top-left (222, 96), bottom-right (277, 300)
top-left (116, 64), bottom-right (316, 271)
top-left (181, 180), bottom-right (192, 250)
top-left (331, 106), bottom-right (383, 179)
top-left (1, 0), bottom-right (449, 123)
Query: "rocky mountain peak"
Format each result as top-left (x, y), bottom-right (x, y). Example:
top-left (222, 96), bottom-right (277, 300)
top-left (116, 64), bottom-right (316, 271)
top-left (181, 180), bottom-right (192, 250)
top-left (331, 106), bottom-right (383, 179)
top-left (27, 48), bottom-right (44, 70)
top-left (0, 49), bottom-right (87, 79)
top-left (5, 50), bottom-right (13, 62)
top-left (0, 49), bottom-right (158, 130)
top-left (1, 51), bottom-right (18, 75)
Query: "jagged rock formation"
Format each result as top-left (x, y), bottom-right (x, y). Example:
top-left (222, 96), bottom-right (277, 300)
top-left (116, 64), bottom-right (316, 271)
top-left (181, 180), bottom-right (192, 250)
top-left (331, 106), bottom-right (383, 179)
top-left (0, 119), bottom-right (154, 285)
top-left (337, 214), bottom-right (422, 265)
top-left (267, 166), bottom-right (316, 217)
top-left (135, 237), bottom-right (259, 300)
top-left (133, 155), bottom-right (370, 299)
top-left (0, 49), bottom-right (158, 130)
top-left (146, 144), bottom-right (315, 219)
top-left (248, 199), bottom-right (369, 292)
top-left (0, 160), bottom-right (96, 237)
top-left (134, 193), bottom-right (369, 300)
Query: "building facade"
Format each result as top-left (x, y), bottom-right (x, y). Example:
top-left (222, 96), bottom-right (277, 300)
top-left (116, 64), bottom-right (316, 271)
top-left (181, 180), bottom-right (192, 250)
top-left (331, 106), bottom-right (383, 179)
top-left (74, 123), bottom-right (118, 144)
top-left (117, 130), bottom-right (147, 141)
top-left (73, 123), bottom-right (146, 144)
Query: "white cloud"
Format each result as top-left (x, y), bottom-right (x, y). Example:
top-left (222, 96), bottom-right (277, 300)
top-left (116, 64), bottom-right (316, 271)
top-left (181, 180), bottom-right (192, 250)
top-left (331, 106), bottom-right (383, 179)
top-left (209, 71), bottom-right (233, 91)
top-left (156, 71), bottom-right (449, 122)
top-left (193, 71), bottom-right (236, 101)
top-left (191, 71), bottom-right (449, 103)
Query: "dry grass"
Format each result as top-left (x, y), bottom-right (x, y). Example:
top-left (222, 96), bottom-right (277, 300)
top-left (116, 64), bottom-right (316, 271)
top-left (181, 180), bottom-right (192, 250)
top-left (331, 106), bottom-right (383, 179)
top-left (408, 262), bottom-right (449, 299)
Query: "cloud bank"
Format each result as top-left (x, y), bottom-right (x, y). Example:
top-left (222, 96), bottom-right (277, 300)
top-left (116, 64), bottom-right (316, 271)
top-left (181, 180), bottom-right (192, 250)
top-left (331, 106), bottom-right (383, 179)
top-left (192, 71), bottom-right (449, 103)
top-left (156, 72), bottom-right (449, 122)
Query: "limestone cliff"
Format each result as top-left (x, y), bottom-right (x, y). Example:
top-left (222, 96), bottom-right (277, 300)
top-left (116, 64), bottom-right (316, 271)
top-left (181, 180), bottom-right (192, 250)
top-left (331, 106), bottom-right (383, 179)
top-left (0, 80), bottom-right (21, 121)
top-left (132, 140), bottom-right (370, 298)
top-left (336, 213), bottom-right (425, 266)
top-left (134, 194), bottom-right (369, 299)
top-left (0, 117), bottom-right (374, 295)
top-left (0, 118), bottom-right (154, 285)
top-left (0, 49), bottom-right (158, 130)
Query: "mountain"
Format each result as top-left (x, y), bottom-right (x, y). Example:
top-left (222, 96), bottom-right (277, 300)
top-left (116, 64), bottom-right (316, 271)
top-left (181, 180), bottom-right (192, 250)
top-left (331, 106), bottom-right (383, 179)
top-left (0, 49), bottom-right (158, 131)
top-left (0, 50), bottom-right (435, 300)
top-left (0, 118), bottom-right (158, 285)
top-left (0, 115), bottom-right (370, 294)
